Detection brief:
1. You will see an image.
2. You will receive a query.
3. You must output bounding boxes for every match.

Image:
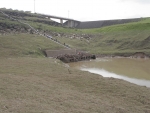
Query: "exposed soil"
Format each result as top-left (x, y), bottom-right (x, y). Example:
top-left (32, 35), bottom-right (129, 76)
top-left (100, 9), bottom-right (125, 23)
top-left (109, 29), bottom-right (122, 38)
top-left (0, 58), bottom-right (150, 113)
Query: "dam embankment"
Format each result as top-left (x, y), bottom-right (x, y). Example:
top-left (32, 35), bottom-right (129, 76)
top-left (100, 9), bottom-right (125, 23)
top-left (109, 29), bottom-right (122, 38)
top-left (77, 18), bottom-right (142, 29)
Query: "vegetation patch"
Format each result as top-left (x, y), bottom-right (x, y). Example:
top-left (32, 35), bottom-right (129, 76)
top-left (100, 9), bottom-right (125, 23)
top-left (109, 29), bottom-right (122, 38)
top-left (0, 33), bottom-right (63, 58)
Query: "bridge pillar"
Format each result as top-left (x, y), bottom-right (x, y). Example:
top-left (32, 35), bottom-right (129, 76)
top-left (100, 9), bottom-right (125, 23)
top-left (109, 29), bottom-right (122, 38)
top-left (60, 19), bottom-right (63, 25)
top-left (64, 20), bottom-right (79, 28)
top-left (68, 20), bottom-right (74, 28)
top-left (71, 20), bottom-right (74, 27)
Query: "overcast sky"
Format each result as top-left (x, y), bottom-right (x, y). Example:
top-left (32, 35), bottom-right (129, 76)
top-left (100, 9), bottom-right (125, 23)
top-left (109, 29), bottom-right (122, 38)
top-left (0, 0), bottom-right (150, 21)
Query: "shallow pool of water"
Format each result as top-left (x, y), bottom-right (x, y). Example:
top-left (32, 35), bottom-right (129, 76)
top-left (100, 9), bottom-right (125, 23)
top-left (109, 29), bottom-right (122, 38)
top-left (69, 58), bottom-right (150, 87)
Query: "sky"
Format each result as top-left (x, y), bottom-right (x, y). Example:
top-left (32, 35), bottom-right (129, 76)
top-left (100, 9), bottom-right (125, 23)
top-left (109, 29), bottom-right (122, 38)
top-left (0, 0), bottom-right (150, 21)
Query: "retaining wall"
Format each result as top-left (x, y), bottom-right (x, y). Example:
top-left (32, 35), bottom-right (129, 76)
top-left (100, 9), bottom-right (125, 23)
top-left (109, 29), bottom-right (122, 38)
top-left (45, 49), bottom-right (78, 57)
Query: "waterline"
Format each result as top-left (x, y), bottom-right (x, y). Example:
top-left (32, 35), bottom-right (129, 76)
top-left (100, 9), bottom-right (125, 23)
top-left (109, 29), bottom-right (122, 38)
top-left (81, 68), bottom-right (150, 88)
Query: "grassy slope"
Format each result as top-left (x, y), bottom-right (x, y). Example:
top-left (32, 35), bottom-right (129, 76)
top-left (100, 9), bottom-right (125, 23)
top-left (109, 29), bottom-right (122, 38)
top-left (0, 9), bottom-right (150, 113)
top-left (1, 8), bottom-right (150, 56)
top-left (59, 18), bottom-right (150, 56)
top-left (0, 34), bottom-right (63, 58)
top-left (0, 33), bottom-right (150, 113)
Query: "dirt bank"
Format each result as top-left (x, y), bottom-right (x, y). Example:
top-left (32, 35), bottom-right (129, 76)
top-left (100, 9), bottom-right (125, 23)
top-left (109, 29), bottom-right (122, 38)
top-left (96, 52), bottom-right (150, 59)
top-left (0, 57), bottom-right (150, 113)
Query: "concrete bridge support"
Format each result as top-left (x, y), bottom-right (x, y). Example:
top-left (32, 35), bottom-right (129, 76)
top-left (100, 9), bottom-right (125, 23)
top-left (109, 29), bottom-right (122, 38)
top-left (60, 19), bottom-right (63, 25)
top-left (65, 20), bottom-right (80, 28)
top-left (68, 20), bottom-right (73, 27)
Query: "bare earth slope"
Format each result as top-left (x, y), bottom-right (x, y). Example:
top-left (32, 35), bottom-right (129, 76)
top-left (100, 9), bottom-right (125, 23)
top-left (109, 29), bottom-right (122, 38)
top-left (0, 58), bottom-right (150, 113)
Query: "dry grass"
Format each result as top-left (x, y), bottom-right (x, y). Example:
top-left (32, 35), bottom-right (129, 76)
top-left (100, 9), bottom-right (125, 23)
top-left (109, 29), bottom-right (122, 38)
top-left (0, 57), bottom-right (150, 113)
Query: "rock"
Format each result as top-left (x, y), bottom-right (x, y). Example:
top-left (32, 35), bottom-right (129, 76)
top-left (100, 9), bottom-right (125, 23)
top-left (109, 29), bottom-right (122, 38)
top-left (56, 53), bottom-right (96, 63)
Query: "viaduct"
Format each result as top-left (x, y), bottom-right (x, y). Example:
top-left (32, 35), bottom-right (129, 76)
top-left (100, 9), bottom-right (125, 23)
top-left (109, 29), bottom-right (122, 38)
top-left (37, 13), bottom-right (80, 28)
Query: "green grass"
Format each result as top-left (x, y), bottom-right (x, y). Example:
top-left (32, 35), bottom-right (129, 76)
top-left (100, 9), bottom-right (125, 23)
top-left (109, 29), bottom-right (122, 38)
top-left (25, 20), bottom-right (81, 34)
top-left (25, 16), bottom-right (150, 56)
top-left (57, 29), bottom-right (150, 56)
top-left (0, 33), bottom-right (64, 58)
top-left (81, 17), bottom-right (150, 33)
top-left (56, 18), bottom-right (150, 56)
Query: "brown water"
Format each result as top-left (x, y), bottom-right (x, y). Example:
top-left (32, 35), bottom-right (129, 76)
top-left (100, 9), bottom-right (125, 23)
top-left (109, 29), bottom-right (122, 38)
top-left (69, 58), bottom-right (150, 87)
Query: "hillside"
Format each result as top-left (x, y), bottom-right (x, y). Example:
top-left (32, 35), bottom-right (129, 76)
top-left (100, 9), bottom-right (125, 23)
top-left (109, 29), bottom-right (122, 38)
top-left (0, 8), bottom-right (150, 57)
top-left (0, 33), bottom-right (64, 58)
top-left (0, 8), bottom-right (150, 113)
top-left (58, 18), bottom-right (150, 56)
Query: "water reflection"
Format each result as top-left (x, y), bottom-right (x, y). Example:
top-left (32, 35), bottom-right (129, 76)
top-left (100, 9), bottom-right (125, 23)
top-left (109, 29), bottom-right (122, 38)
top-left (69, 58), bottom-right (150, 88)
top-left (81, 68), bottom-right (150, 88)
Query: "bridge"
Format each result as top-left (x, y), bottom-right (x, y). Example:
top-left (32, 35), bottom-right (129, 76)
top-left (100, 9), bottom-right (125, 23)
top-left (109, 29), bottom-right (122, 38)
top-left (37, 13), bottom-right (80, 28)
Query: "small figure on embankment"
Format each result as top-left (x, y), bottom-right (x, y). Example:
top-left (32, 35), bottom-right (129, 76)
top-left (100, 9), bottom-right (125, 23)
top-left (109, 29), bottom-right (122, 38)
top-left (56, 52), bottom-right (96, 63)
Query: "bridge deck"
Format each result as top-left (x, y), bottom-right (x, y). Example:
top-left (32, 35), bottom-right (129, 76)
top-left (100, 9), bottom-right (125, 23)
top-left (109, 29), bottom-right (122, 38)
top-left (37, 13), bottom-right (78, 21)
